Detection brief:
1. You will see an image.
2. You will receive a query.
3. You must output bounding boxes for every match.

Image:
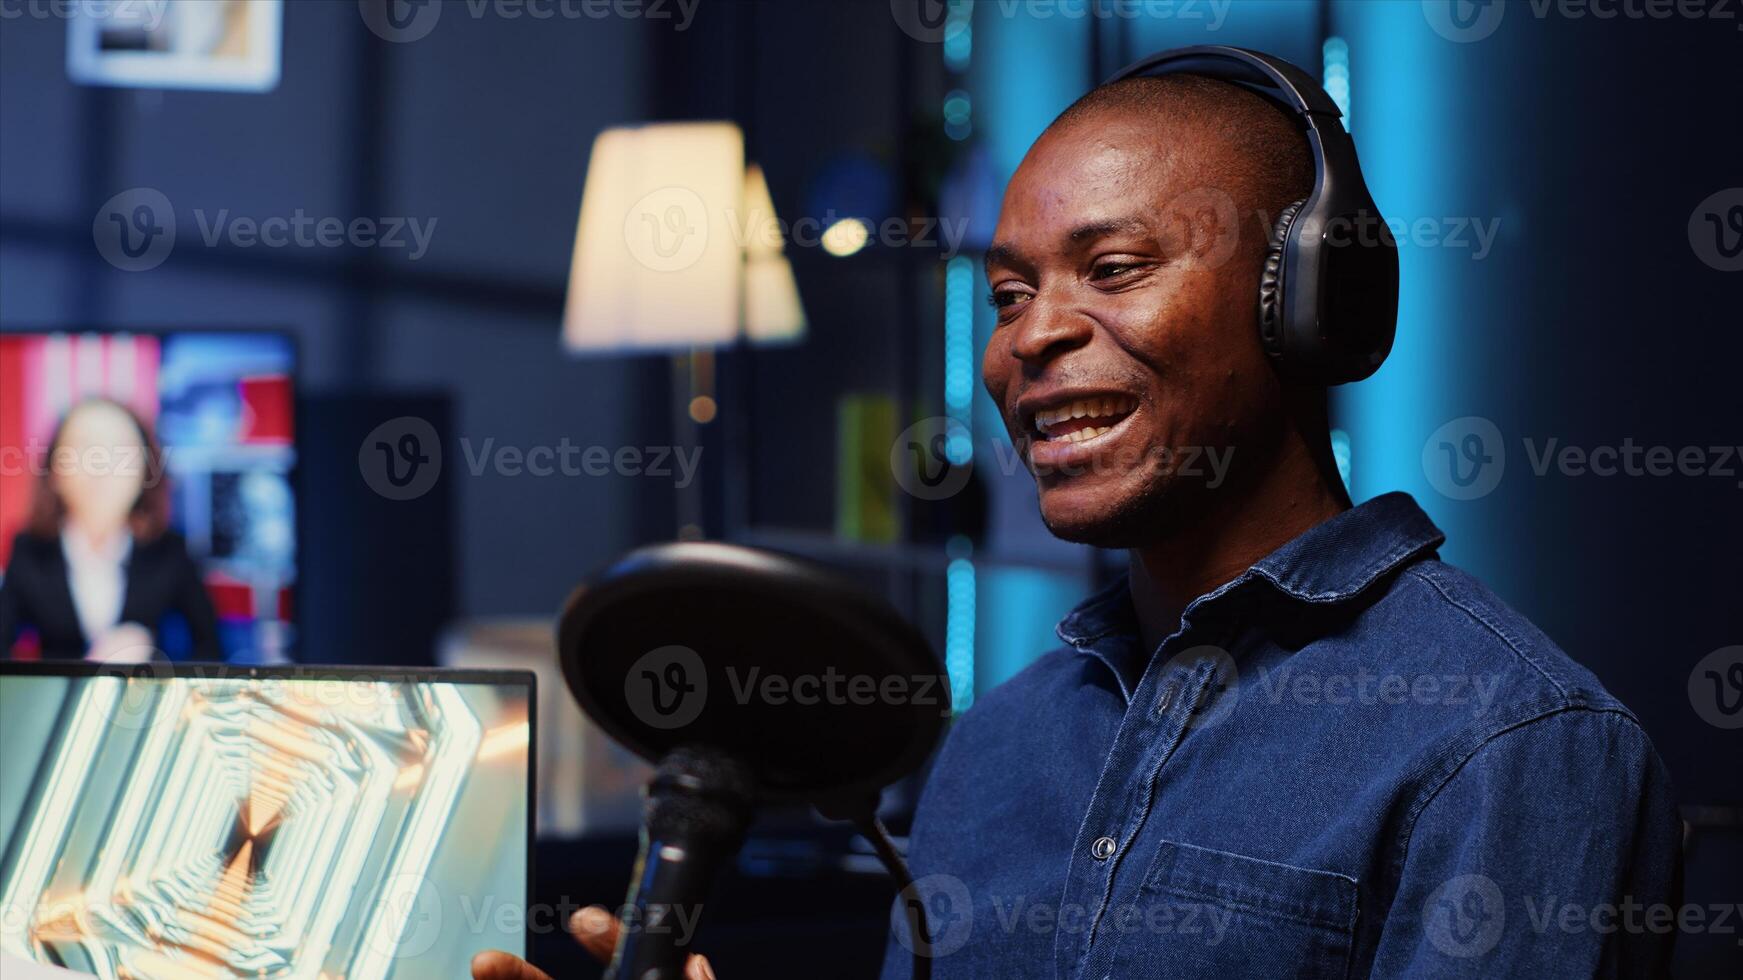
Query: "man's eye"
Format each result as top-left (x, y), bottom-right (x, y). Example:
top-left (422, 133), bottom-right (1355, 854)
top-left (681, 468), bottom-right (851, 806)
top-left (1092, 261), bottom-right (1139, 280)
top-left (987, 290), bottom-right (1031, 310)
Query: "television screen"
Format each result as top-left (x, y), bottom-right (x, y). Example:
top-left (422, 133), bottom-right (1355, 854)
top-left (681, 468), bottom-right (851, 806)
top-left (0, 331), bottom-right (296, 662)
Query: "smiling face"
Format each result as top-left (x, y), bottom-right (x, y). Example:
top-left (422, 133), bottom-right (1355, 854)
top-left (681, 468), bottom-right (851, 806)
top-left (983, 79), bottom-right (1312, 548)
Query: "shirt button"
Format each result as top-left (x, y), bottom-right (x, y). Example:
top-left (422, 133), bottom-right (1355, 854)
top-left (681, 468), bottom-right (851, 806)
top-left (1091, 836), bottom-right (1117, 860)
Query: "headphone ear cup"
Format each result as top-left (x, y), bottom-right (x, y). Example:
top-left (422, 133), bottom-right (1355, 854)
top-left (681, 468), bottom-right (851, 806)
top-left (1258, 198), bottom-right (1307, 359)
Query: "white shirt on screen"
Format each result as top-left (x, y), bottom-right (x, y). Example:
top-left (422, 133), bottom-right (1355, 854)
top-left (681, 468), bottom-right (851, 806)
top-left (60, 528), bottom-right (132, 652)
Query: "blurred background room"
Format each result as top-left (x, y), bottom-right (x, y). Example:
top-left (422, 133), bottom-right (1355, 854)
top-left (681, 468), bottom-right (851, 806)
top-left (1, 0), bottom-right (1738, 975)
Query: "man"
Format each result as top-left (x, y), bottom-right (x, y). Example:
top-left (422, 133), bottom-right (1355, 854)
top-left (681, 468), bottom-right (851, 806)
top-left (477, 57), bottom-right (1680, 980)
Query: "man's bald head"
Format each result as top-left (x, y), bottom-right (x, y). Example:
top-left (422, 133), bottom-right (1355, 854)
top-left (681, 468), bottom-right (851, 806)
top-left (982, 70), bottom-right (1344, 548)
top-left (1045, 74), bottom-right (1314, 250)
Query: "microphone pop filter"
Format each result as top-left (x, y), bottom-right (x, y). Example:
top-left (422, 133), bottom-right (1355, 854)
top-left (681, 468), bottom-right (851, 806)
top-left (558, 542), bottom-right (951, 810)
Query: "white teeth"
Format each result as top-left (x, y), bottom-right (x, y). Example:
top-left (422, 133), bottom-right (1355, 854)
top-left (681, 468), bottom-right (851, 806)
top-left (1055, 425), bottom-right (1111, 444)
top-left (1033, 396), bottom-right (1136, 434)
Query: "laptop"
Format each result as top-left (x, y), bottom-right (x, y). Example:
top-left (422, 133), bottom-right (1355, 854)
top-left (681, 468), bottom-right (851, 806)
top-left (0, 662), bottom-right (535, 979)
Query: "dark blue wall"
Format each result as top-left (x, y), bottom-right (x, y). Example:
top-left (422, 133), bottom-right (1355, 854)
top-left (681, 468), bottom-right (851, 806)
top-left (2, 0), bottom-right (1735, 806)
top-left (1, 0), bottom-right (667, 621)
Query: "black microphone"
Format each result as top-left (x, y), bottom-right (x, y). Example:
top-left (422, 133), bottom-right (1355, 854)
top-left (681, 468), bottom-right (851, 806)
top-left (558, 542), bottom-right (952, 980)
top-left (610, 746), bottom-right (755, 980)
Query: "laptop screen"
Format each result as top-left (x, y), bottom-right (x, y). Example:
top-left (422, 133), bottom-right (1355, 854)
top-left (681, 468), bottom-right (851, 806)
top-left (0, 664), bottom-right (533, 979)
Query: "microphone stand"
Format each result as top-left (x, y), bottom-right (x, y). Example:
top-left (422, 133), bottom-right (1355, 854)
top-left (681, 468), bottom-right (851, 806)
top-left (818, 795), bottom-right (933, 980)
top-left (607, 753), bottom-right (936, 980)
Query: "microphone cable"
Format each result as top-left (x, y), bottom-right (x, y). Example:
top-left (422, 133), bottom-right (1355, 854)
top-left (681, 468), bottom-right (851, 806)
top-left (852, 813), bottom-right (932, 980)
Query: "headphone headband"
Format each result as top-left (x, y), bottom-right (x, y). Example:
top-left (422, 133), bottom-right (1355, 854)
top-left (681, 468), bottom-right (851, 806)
top-left (1108, 45), bottom-right (1344, 119)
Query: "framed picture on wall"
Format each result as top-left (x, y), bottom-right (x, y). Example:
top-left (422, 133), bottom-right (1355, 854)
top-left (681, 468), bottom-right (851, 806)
top-left (66, 0), bottom-right (283, 93)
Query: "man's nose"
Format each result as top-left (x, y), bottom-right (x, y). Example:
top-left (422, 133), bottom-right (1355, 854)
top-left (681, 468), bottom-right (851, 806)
top-left (1005, 294), bottom-right (1094, 369)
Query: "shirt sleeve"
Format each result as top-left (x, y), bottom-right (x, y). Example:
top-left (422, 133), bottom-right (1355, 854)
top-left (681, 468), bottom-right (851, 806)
top-left (1370, 707), bottom-right (1683, 979)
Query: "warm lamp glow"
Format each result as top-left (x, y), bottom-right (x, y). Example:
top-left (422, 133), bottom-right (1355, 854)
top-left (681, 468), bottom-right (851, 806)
top-left (565, 123), bottom-right (745, 352)
top-left (821, 217), bottom-right (870, 257)
top-left (565, 125), bottom-right (806, 352)
top-left (741, 164), bottom-right (806, 344)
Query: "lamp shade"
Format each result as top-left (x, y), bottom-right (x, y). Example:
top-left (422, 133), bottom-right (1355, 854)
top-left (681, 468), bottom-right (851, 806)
top-left (564, 124), bottom-right (807, 352)
top-left (741, 164), bottom-right (806, 345)
top-left (565, 122), bottom-right (746, 352)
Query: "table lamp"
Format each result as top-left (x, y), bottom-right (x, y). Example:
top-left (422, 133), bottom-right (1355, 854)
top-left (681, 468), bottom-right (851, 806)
top-left (564, 122), bottom-right (805, 352)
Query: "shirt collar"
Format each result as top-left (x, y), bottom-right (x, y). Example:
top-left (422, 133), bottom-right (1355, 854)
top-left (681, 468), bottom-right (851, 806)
top-left (61, 528), bottom-right (133, 569)
top-left (1247, 491), bottom-right (1446, 603)
top-left (1054, 493), bottom-right (1445, 695)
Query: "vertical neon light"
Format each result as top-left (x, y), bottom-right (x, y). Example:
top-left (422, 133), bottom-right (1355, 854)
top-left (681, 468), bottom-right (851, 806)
top-left (943, 4), bottom-right (978, 709)
top-left (1331, 427), bottom-right (1353, 493)
top-left (1322, 36), bottom-right (1351, 131)
top-left (1329, 1), bottom-right (1473, 571)
top-left (943, 0), bottom-right (972, 73)
top-left (946, 548), bottom-right (977, 712)
top-left (944, 255), bottom-right (975, 465)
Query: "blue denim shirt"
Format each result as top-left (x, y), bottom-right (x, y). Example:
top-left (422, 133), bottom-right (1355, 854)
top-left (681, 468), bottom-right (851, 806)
top-left (881, 492), bottom-right (1681, 979)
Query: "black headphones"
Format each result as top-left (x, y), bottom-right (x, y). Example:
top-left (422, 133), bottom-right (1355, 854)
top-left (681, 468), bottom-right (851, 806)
top-left (1107, 45), bottom-right (1400, 385)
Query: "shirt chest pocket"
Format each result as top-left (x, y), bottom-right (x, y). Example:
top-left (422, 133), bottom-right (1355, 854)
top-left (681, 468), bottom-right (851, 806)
top-left (1102, 840), bottom-right (1359, 980)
